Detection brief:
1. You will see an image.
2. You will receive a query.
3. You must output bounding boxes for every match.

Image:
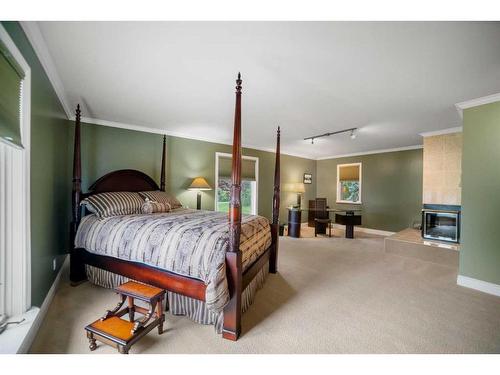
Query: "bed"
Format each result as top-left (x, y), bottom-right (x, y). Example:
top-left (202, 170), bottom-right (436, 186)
top-left (69, 73), bottom-right (281, 341)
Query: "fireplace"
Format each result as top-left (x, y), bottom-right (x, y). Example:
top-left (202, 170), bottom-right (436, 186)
top-left (422, 204), bottom-right (460, 243)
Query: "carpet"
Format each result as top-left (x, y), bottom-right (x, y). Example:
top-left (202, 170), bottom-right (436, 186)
top-left (30, 227), bottom-right (500, 353)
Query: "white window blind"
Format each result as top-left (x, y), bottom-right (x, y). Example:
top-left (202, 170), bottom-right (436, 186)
top-left (0, 39), bottom-right (24, 148)
top-left (0, 24), bottom-right (31, 321)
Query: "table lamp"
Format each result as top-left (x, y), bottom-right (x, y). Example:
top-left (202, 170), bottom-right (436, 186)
top-left (188, 177), bottom-right (212, 210)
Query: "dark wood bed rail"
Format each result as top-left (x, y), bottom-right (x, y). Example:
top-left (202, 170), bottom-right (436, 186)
top-left (69, 73), bottom-right (281, 341)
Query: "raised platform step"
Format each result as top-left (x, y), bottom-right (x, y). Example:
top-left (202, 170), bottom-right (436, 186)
top-left (384, 228), bottom-right (459, 268)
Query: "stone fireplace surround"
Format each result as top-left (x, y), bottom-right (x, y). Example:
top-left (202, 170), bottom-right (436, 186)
top-left (422, 131), bottom-right (463, 206)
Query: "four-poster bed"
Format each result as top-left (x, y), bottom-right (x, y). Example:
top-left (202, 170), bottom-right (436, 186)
top-left (69, 74), bottom-right (281, 341)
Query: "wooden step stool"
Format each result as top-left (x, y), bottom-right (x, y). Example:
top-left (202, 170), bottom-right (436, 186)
top-left (85, 281), bottom-right (166, 354)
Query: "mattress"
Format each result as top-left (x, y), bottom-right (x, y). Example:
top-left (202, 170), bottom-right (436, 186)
top-left (74, 208), bottom-right (271, 312)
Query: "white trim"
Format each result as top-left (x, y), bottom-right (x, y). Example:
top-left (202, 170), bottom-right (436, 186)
top-left (457, 275), bottom-right (500, 297)
top-left (317, 145), bottom-right (423, 161)
top-left (0, 23), bottom-right (31, 318)
top-left (419, 126), bottom-right (463, 137)
top-left (214, 152), bottom-right (259, 215)
top-left (78, 116), bottom-right (168, 136)
top-left (300, 222), bottom-right (395, 237)
top-left (78, 115), bottom-right (306, 159)
top-left (0, 255), bottom-right (68, 354)
top-left (19, 21), bottom-right (72, 119)
top-left (455, 92), bottom-right (500, 118)
top-left (332, 223), bottom-right (395, 237)
top-left (336, 162), bottom-right (362, 204)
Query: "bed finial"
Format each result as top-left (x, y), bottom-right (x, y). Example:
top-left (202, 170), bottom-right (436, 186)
top-left (160, 135), bottom-right (166, 191)
top-left (236, 72), bottom-right (242, 93)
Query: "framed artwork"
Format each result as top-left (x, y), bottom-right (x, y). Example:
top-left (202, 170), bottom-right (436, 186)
top-left (303, 173), bottom-right (312, 184)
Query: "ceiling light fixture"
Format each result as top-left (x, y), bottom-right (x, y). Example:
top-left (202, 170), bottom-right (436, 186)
top-left (304, 127), bottom-right (358, 145)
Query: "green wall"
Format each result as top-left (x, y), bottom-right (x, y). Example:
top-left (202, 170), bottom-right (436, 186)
top-left (316, 149), bottom-right (423, 232)
top-left (78, 123), bottom-right (316, 223)
top-left (460, 102), bottom-right (500, 285)
top-left (2, 22), bottom-right (72, 307)
top-left (2, 21), bottom-right (428, 310)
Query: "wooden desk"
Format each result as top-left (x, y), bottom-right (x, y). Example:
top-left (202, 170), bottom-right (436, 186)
top-left (287, 209), bottom-right (302, 238)
top-left (335, 213), bottom-right (362, 239)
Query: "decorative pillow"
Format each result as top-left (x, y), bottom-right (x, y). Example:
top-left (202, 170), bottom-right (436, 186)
top-left (81, 192), bottom-right (144, 219)
top-left (141, 198), bottom-right (171, 214)
top-left (138, 191), bottom-right (183, 209)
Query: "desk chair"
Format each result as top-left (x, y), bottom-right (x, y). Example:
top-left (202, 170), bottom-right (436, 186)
top-left (314, 198), bottom-right (332, 237)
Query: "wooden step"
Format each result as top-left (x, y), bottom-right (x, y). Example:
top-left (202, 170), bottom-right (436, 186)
top-left (115, 281), bottom-right (165, 301)
top-left (87, 316), bottom-right (136, 344)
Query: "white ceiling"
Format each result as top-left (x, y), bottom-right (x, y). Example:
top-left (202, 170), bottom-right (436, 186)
top-left (31, 21), bottom-right (500, 159)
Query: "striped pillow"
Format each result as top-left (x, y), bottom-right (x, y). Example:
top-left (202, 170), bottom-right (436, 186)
top-left (141, 198), bottom-right (171, 214)
top-left (138, 191), bottom-right (183, 209)
top-left (81, 192), bottom-right (143, 219)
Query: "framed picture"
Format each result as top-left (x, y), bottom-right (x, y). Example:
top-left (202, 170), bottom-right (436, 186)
top-left (303, 173), bottom-right (312, 184)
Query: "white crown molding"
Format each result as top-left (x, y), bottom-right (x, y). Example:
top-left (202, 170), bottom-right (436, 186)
top-left (19, 21), bottom-right (72, 119)
top-left (455, 93), bottom-right (500, 119)
top-left (316, 145), bottom-right (423, 161)
top-left (419, 126), bottom-right (463, 137)
top-left (74, 115), bottom-right (427, 161)
top-left (76, 115), bottom-right (309, 159)
top-left (457, 275), bottom-right (500, 297)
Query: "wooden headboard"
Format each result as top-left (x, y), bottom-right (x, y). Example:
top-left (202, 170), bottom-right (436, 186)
top-left (70, 105), bottom-right (167, 241)
top-left (87, 169), bottom-right (160, 195)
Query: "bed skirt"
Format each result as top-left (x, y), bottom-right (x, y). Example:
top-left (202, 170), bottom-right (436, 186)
top-left (85, 264), bottom-right (269, 334)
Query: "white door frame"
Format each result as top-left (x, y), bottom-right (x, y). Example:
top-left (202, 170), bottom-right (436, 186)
top-left (0, 24), bottom-right (31, 318)
top-left (214, 152), bottom-right (259, 215)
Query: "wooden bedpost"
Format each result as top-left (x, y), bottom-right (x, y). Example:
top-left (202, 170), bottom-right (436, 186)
top-left (70, 104), bottom-right (86, 284)
top-left (223, 73), bottom-right (243, 341)
top-left (270, 126), bottom-right (280, 273)
top-left (160, 135), bottom-right (166, 191)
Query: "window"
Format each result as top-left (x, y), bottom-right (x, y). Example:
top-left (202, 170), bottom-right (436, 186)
top-left (0, 24), bottom-right (31, 320)
top-left (215, 153), bottom-right (258, 215)
top-left (336, 163), bottom-right (362, 204)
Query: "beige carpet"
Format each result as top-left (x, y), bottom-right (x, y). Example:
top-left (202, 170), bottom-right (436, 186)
top-left (30, 228), bottom-right (500, 354)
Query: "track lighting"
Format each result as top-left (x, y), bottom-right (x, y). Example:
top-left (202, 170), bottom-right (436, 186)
top-left (304, 127), bottom-right (358, 144)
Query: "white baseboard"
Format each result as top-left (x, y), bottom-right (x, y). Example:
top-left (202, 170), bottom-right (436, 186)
top-left (17, 255), bottom-right (68, 353)
top-left (457, 275), bottom-right (500, 297)
top-left (300, 222), bottom-right (395, 237)
top-left (331, 223), bottom-right (395, 237)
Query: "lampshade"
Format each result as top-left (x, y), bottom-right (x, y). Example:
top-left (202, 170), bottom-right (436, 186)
top-left (291, 182), bottom-right (306, 193)
top-left (188, 177), bottom-right (212, 191)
